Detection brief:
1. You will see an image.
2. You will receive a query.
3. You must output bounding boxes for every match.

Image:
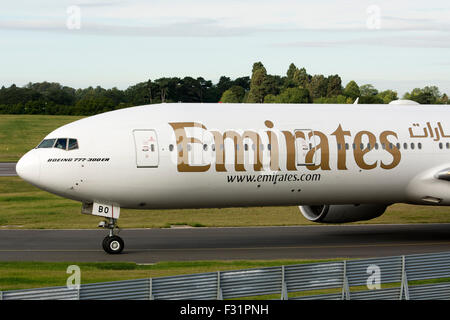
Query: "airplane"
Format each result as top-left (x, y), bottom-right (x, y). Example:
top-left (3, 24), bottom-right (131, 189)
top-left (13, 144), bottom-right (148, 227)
top-left (15, 99), bottom-right (450, 254)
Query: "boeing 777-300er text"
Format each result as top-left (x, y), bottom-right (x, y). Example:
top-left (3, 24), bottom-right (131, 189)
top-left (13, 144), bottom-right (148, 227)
top-left (15, 100), bottom-right (450, 253)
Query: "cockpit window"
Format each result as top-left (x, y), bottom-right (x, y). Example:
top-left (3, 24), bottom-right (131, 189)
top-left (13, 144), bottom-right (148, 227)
top-left (68, 139), bottom-right (79, 150)
top-left (55, 138), bottom-right (67, 150)
top-left (37, 139), bottom-right (56, 148)
top-left (36, 138), bottom-right (79, 150)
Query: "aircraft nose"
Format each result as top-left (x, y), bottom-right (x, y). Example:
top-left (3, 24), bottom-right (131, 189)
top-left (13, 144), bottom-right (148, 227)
top-left (16, 151), bottom-right (40, 184)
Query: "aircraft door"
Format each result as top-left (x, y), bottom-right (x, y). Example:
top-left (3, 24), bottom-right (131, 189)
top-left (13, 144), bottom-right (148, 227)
top-left (133, 130), bottom-right (159, 167)
top-left (295, 129), bottom-right (316, 166)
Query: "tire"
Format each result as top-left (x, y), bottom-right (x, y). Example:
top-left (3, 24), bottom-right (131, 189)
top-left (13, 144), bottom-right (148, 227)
top-left (102, 236), bottom-right (110, 252)
top-left (103, 235), bottom-right (124, 254)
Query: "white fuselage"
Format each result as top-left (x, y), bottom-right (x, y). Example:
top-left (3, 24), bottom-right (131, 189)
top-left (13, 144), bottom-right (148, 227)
top-left (16, 103), bottom-right (450, 209)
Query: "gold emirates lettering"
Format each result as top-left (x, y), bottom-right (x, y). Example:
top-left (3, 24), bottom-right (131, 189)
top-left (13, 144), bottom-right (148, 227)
top-left (169, 121), bottom-right (401, 172)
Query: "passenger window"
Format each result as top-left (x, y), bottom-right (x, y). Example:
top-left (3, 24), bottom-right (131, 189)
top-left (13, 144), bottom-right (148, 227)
top-left (212, 144), bottom-right (216, 152)
top-left (169, 144), bottom-right (174, 152)
top-left (68, 139), bottom-right (78, 151)
top-left (151, 144), bottom-right (155, 152)
top-left (37, 139), bottom-right (56, 149)
top-left (345, 143), bottom-right (349, 150)
top-left (439, 143), bottom-right (443, 150)
top-left (268, 144), bottom-right (272, 151)
top-left (446, 143), bottom-right (450, 149)
top-left (418, 143), bottom-right (422, 150)
top-left (203, 144), bottom-right (208, 151)
top-left (375, 143), bottom-right (379, 150)
top-left (403, 143), bottom-right (408, 150)
top-left (244, 144), bottom-right (248, 151)
top-left (411, 143), bottom-right (415, 150)
top-left (55, 138), bottom-right (67, 150)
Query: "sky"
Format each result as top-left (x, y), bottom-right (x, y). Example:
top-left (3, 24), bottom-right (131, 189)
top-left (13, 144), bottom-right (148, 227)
top-left (0, 0), bottom-right (449, 96)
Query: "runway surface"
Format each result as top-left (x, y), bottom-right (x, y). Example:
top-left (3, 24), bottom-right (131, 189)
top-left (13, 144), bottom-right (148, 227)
top-left (1, 224), bottom-right (450, 263)
top-left (0, 162), bottom-right (17, 176)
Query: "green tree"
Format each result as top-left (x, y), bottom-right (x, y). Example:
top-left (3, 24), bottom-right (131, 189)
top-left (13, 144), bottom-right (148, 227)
top-left (286, 63), bottom-right (297, 80)
top-left (178, 77), bottom-right (202, 102)
top-left (263, 94), bottom-right (278, 103)
top-left (125, 82), bottom-right (155, 105)
top-left (221, 89), bottom-right (240, 103)
top-left (232, 77), bottom-right (250, 91)
top-left (307, 75), bottom-right (328, 99)
top-left (314, 95), bottom-right (352, 104)
top-left (220, 85), bottom-right (245, 103)
top-left (403, 86), bottom-right (441, 104)
top-left (155, 77), bottom-right (179, 102)
top-left (284, 64), bottom-right (310, 89)
top-left (377, 90), bottom-right (398, 104)
top-left (294, 68), bottom-right (310, 88)
top-left (146, 80), bottom-right (154, 104)
top-left (424, 86), bottom-right (441, 99)
top-left (197, 77), bottom-right (217, 102)
top-left (247, 62), bottom-right (268, 103)
top-left (284, 63), bottom-right (298, 88)
top-left (343, 81), bottom-right (360, 99)
top-left (275, 87), bottom-right (311, 103)
top-left (263, 75), bottom-right (282, 96)
top-left (326, 75), bottom-right (342, 97)
top-left (360, 84), bottom-right (378, 97)
top-left (217, 76), bottom-right (233, 97)
top-left (74, 96), bottom-right (115, 115)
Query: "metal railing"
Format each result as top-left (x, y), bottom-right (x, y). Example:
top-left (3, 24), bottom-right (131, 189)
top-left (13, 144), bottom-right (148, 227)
top-left (2, 251), bottom-right (450, 300)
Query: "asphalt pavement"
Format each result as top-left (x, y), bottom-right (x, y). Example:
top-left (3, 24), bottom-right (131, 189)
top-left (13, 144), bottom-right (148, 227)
top-left (1, 224), bottom-right (449, 263)
top-left (0, 162), bottom-right (17, 176)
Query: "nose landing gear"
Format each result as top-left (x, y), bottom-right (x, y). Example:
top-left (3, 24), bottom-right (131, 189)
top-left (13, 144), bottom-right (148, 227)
top-left (99, 218), bottom-right (124, 254)
top-left (82, 202), bottom-right (124, 254)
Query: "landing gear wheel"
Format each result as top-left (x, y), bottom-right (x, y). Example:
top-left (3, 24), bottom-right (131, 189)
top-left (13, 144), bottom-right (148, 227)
top-left (98, 218), bottom-right (124, 254)
top-left (103, 235), bottom-right (124, 254)
top-left (102, 236), bottom-right (110, 252)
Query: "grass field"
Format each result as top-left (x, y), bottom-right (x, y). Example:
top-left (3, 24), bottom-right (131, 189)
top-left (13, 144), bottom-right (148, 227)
top-left (1, 176), bottom-right (450, 229)
top-left (1, 260), bottom-right (449, 294)
top-left (0, 259), bottom-right (341, 291)
top-left (0, 114), bottom-right (83, 162)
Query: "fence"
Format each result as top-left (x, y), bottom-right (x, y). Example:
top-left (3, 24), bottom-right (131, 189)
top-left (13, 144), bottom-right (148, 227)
top-left (2, 251), bottom-right (450, 300)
